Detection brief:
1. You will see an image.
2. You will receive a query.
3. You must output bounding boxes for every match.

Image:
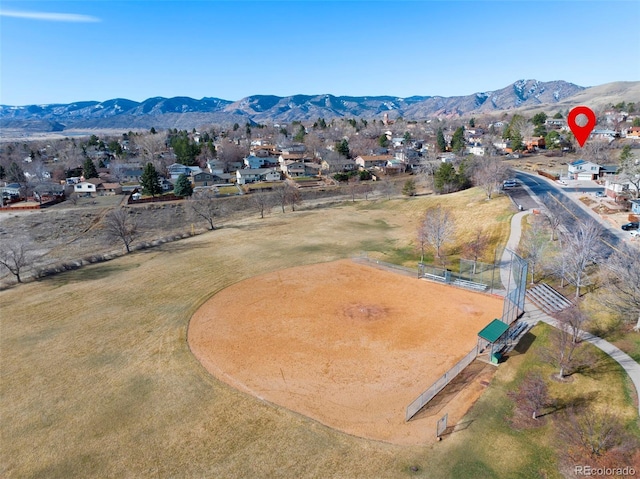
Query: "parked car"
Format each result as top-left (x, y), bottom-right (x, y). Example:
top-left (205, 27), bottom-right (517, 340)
top-left (621, 222), bottom-right (639, 231)
top-left (629, 230), bottom-right (640, 237)
top-left (595, 191), bottom-right (605, 198)
top-left (503, 179), bottom-right (517, 188)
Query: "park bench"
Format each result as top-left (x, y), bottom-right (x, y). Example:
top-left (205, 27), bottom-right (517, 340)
top-left (452, 278), bottom-right (488, 291)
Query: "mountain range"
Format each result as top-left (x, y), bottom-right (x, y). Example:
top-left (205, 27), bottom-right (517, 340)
top-left (1, 80), bottom-right (639, 133)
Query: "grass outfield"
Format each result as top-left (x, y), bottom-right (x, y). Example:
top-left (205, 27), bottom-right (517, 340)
top-left (1, 189), bottom-right (636, 478)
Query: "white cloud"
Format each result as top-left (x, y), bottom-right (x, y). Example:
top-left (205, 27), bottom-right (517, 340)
top-left (0, 9), bottom-right (100, 23)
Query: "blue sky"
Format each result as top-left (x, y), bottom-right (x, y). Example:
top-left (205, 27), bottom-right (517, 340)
top-left (1, 1), bottom-right (638, 106)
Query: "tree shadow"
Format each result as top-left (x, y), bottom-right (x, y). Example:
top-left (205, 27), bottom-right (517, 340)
top-left (539, 391), bottom-right (599, 418)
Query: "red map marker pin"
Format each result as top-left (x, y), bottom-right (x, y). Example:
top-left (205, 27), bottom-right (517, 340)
top-left (567, 106), bottom-right (596, 147)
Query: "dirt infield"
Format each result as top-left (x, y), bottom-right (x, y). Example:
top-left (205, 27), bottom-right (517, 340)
top-left (188, 259), bottom-right (504, 445)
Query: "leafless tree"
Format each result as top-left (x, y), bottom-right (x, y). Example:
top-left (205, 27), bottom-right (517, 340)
top-left (617, 149), bottom-right (640, 199)
top-left (137, 131), bottom-right (168, 167)
top-left (217, 141), bottom-right (248, 173)
top-left (600, 244), bottom-right (640, 331)
top-left (0, 240), bottom-right (36, 283)
top-left (559, 407), bottom-right (627, 461)
top-left (507, 372), bottom-right (549, 420)
top-left (378, 176), bottom-right (397, 200)
top-left (321, 150), bottom-right (348, 175)
top-left (580, 139), bottom-right (611, 165)
top-left (546, 317), bottom-right (580, 379)
top-left (347, 175), bottom-right (360, 202)
top-left (518, 215), bottom-right (549, 284)
top-left (104, 208), bottom-right (139, 253)
top-left (284, 181), bottom-right (302, 211)
top-left (556, 306), bottom-right (586, 345)
top-left (188, 189), bottom-right (222, 230)
top-left (421, 205), bottom-right (456, 264)
top-left (561, 219), bottom-right (602, 298)
top-left (472, 156), bottom-right (510, 200)
top-left (360, 182), bottom-right (373, 201)
top-left (251, 191), bottom-right (274, 219)
top-left (464, 227), bottom-right (490, 274)
top-left (418, 159), bottom-right (440, 192)
top-left (269, 180), bottom-right (302, 213)
top-left (540, 201), bottom-right (564, 241)
top-left (303, 131), bottom-right (325, 160)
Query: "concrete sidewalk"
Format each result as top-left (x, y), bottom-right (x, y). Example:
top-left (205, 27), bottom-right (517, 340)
top-left (502, 208), bottom-right (640, 415)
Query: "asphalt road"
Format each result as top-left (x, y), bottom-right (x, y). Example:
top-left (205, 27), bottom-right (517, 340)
top-left (509, 171), bottom-right (624, 257)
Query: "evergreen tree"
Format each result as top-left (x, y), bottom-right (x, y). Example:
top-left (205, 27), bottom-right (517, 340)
top-left (434, 162), bottom-right (462, 194)
top-left (0, 164), bottom-right (5, 180)
top-left (7, 162), bottom-right (26, 183)
top-left (545, 131), bottom-right (561, 149)
top-left (173, 174), bottom-right (193, 197)
top-left (511, 130), bottom-right (524, 151)
top-left (293, 124), bottom-right (306, 143)
top-left (336, 139), bottom-right (350, 158)
top-left (450, 126), bottom-right (465, 153)
top-left (378, 134), bottom-right (389, 147)
top-left (532, 112), bottom-right (547, 126)
top-left (170, 132), bottom-right (201, 166)
top-left (619, 144), bottom-right (634, 164)
top-left (436, 128), bottom-right (447, 152)
top-left (140, 162), bottom-right (162, 197)
top-left (469, 117), bottom-right (475, 128)
top-left (83, 158), bottom-right (98, 178)
top-left (150, 127), bottom-right (157, 134)
top-left (553, 111), bottom-right (563, 119)
top-left (402, 179), bottom-right (417, 196)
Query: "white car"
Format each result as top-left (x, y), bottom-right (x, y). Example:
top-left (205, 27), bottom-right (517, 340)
top-left (630, 230), bottom-right (640, 238)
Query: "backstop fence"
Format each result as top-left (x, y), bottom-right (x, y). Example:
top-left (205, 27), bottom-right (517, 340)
top-left (350, 252), bottom-right (528, 421)
top-left (419, 259), bottom-right (502, 294)
top-left (501, 250), bottom-right (528, 325)
top-left (406, 251), bottom-right (528, 421)
top-left (405, 345), bottom-right (478, 421)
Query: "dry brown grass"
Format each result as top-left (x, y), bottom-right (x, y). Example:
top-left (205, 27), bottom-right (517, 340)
top-left (0, 191), bottom-right (514, 478)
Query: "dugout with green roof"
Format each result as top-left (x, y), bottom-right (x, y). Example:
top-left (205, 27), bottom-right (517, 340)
top-left (478, 319), bottom-right (509, 343)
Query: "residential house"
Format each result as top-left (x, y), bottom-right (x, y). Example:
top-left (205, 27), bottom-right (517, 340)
top-left (591, 129), bottom-right (618, 142)
top-left (1, 183), bottom-right (22, 202)
top-left (438, 152), bottom-right (457, 163)
top-left (192, 172), bottom-right (220, 187)
top-left (121, 168), bottom-right (143, 183)
top-left (604, 177), bottom-right (639, 200)
top-left (321, 157), bottom-right (356, 174)
top-left (167, 163), bottom-right (201, 179)
top-left (355, 155), bottom-right (394, 170)
top-left (525, 136), bottom-right (546, 151)
top-left (625, 127), bottom-right (640, 140)
top-left (235, 168), bottom-right (281, 185)
top-left (245, 155), bottom-right (278, 169)
top-left (568, 159), bottom-right (601, 180)
top-left (384, 158), bottom-right (406, 175)
top-left (493, 139), bottom-right (511, 152)
top-left (545, 118), bottom-right (565, 129)
top-left (630, 199), bottom-right (640, 215)
top-left (74, 181), bottom-right (98, 197)
top-left (467, 145), bottom-right (486, 156)
top-left (96, 182), bottom-right (123, 196)
top-left (280, 144), bottom-right (306, 154)
top-left (281, 160), bottom-right (319, 178)
top-left (33, 183), bottom-right (65, 201)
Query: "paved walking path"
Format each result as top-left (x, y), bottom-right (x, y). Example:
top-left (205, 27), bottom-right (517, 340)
top-left (502, 209), bottom-right (640, 415)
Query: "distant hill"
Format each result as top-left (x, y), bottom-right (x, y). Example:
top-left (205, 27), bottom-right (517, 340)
top-left (1, 80), bottom-right (638, 133)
